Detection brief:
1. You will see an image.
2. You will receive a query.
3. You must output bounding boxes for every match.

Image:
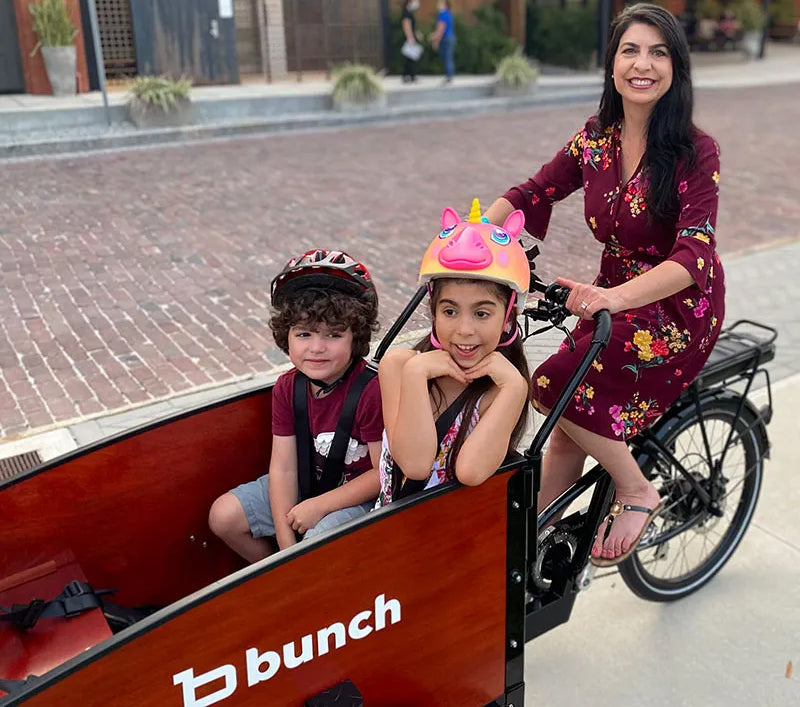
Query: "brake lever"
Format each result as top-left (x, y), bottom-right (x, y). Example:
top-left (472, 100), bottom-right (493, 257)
top-left (554, 323), bottom-right (576, 351)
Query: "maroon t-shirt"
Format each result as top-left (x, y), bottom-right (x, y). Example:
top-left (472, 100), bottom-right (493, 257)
top-left (272, 359), bottom-right (383, 483)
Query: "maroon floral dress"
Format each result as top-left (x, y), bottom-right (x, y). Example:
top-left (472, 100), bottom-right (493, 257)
top-left (504, 117), bottom-right (725, 440)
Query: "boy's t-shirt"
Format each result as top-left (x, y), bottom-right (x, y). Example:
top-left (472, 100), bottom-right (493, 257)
top-left (272, 359), bottom-right (383, 484)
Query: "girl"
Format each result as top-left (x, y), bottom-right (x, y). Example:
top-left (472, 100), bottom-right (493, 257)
top-left (376, 199), bottom-right (531, 506)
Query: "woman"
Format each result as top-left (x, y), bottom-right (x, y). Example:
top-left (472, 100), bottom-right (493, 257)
top-left (484, 3), bottom-right (724, 566)
top-left (400, 0), bottom-right (421, 84)
top-left (430, 0), bottom-right (455, 84)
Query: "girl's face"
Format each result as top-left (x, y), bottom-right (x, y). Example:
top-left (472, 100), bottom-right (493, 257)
top-left (612, 22), bottom-right (673, 113)
top-left (433, 281), bottom-right (508, 368)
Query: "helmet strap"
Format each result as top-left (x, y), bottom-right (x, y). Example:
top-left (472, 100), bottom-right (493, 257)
top-left (306, 358), bottom-right (358, 398)
top-left (496, 291), bottom-right (518, 348)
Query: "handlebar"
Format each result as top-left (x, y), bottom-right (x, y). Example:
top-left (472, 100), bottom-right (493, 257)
top-left (522, 282), bottom-right (612, 459)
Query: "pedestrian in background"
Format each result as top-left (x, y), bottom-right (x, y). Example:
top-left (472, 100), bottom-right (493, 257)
top-left (430, 0), bottom-right (455, 84)
top-left (400, 0), bottom-right (422, 83)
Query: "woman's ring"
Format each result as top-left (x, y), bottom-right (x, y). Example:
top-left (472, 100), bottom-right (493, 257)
top-left (580, 301), bottom-right (588, 309)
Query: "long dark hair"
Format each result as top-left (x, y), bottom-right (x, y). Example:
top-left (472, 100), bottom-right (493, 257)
top-left (415, 278), bottom-right (531, 472)
top-left (597, 3), bottom-right (696, 222)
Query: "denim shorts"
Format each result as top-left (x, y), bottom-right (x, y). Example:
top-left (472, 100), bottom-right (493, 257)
top-left (230, 473), bottom-right (374, 540)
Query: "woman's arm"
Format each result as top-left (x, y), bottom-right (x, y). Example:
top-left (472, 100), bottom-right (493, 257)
top-left (401, 16), bottom-right (415, 42)
top-left (267, 434), bottom-right (301, 550)
top-left (559, 260), bottom-right (694, 318)
top-left (483, 197), bottom-right (515, 227)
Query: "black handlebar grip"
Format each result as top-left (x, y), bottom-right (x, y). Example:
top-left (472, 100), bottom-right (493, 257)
top-left (545, 283), bottom-right (570, 306)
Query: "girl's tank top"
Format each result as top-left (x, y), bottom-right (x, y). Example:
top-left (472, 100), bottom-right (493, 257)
top-left (375, 395), bottom-right (483, 507)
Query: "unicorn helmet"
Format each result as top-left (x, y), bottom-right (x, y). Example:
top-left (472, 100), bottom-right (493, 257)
top-left (419, 198), bottom-right (530, 303)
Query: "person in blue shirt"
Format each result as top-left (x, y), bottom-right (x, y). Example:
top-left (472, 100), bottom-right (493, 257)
top-left (430, 0), bottom-right (455, 83)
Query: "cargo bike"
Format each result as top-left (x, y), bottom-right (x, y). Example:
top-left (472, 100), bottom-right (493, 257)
top-left (0, 254), bottom-right (776, 707)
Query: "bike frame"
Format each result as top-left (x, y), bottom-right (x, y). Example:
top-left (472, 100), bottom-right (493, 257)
top-left (524, 316), bottom-right (776, 642)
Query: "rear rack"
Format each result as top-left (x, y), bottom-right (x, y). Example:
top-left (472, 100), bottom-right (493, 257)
top-left (691, 319), bottom-right (777, 391)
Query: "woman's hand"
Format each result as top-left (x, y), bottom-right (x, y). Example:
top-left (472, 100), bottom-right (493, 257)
top-left (557, 277), bottom-right (626, 319)
top-left (406, 349), bottom-right (467, 384)
top-left (286, 497), bottom-right (328, 535)
top-left (464, 351), bottom-right (527, 394)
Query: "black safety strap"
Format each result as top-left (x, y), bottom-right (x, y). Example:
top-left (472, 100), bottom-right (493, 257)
top-left (318, 366), bottom-right (377, 496)
top-left (294, 363), bottom-right (377, 501)
top-left (392, 387), bottom-right (473, 502)
top-left (0, 581), bottom-right (113, 631)
top-left (294, 371), bottom-right (314, 501)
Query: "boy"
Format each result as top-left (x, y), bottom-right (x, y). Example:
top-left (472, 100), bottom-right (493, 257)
top-left (209, 249), bottom-right (383, 562)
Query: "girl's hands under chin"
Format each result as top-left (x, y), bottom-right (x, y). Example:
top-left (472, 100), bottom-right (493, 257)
top-left (463, 351), bottom-right (526, 393)
top-left (407, 349), bottom-right (468, 384)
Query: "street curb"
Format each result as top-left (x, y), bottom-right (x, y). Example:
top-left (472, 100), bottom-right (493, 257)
top-left (0, 87), bottom-right (601, 160)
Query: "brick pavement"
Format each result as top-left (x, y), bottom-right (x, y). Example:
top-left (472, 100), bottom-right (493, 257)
top-left (1, 84), bottom-right (799, 439)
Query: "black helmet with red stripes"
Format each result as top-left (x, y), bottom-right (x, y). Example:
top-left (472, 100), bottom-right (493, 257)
top-left (270, 249), bottom-right (376, 307)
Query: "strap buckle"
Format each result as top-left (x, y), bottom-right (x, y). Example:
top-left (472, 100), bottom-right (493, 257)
top-left (11, 598), bottom-right (47, 630)
top-left (58, 581), bottom-right (103, 618)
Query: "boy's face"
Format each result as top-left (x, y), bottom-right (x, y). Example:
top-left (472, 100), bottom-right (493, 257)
top-left (288, 322), bottom-right (354, 385)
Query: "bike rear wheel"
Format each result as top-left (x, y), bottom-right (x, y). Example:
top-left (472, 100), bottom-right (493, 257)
top-left (619, 397), bottom-right (763, 601)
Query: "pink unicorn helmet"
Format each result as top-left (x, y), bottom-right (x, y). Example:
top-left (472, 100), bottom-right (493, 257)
top-left (419, 198), bottom-right (530, 348)
top-left (419, 198), bottom-right (530, 301)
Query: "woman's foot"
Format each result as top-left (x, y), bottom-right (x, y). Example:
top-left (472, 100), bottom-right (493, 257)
top-left (591, 483), bottom-right (661, 565)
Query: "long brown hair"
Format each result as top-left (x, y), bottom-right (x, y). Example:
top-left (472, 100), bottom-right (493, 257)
top-left (415, 278), bottom-right (530, 471)
top-left (597, 3), bottom-right (696, 222)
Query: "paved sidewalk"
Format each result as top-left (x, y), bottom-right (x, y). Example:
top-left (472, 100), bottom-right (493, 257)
top-left (525, 372), bottom-right (800, 706)
top-left (1, 43), bottom-right (799, 159)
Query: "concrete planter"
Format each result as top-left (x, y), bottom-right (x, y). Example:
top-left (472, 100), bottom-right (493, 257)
top-left (493, 81), bottom-right (536, 99)
top-left (331, 93), bottom-right (387, 113)
top-left (741, 30), bottom-right (762, 59)
top-left (41, 46), bottom-right (76, 96)
top-left (127, 97), bottom-right (192, 128)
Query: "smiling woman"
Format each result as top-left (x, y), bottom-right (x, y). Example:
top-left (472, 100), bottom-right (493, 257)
top-left (483, 3), bottom-right (725, 566)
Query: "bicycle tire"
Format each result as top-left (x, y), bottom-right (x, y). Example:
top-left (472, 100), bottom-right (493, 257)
top-left (619, 396), bottom-right (764, 602)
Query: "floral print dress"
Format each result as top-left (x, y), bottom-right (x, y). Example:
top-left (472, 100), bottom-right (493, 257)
top-left (504, 117), bottom-right (725, 440)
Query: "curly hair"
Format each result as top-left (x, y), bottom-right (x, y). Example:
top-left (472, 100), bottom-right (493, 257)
top-left (270, 287), bottom-right (380, 360)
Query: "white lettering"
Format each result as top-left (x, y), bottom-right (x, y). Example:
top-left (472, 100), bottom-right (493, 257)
top-left (317, 621), bottom-right (346, 656)
top-left (282, 634), bottom-right (314, 669)
top-left (245, 647), bottom-right (281, 686)
top-left (173, 594), bottom-right (402, 706)
top-left (347, 610), bottom-right (373, 640)
top-left (173, 665), bottom-right (237, 707)
top-left (374, 593), bottom-right (401, 631)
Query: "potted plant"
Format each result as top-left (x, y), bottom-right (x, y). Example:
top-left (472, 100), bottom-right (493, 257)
top-left (733, 0), bottom-right (766, 58)
top-left (330, 63), bottom-right (386, 112)
top-left (696, 0), bottom-right (722, 46)
top-left (127, 75), bottom-right (193, 128)
top-left (493, 47), bottom-right (539, 97)
top-left (28, 0), bottom-right (78, 96)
